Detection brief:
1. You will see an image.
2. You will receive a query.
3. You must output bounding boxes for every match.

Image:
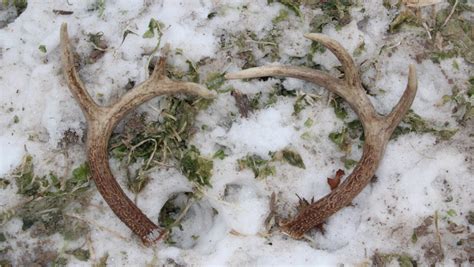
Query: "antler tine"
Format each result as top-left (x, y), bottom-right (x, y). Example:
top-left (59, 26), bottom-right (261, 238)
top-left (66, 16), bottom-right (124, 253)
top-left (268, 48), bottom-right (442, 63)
top-left (226, 33), bottom-right (417, 239)
top-left (384, 64), bottom-right (417, 134)
top-left (60, 23), bottom-right (214, 245)
top-left (111, 59), bottom-right (215, 121)
top-left (60, 23), bottom-right (101, 121)
top-left (225, 65), bottom-right (349, 100)
top-left (304, 33), bottom-right (360, 87)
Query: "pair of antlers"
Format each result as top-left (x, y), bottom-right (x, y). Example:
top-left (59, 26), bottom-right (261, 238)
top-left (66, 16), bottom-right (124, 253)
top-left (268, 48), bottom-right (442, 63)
top-left (60, 23), bottom-right (417, 244)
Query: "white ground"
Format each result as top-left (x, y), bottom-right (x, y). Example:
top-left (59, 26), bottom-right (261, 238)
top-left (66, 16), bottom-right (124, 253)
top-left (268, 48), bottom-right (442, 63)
top-left (0, 0), bottom-right (473, 266)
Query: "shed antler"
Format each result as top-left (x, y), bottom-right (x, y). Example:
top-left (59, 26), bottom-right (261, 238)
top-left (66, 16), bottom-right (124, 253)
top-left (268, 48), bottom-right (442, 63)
top-left (60, 23), bottom-right (214, 245)
top-left (226, 33), bottom-right (417, 239)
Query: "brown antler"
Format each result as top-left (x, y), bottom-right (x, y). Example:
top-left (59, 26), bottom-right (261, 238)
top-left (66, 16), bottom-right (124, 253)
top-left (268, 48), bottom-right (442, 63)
top-left (60, 23), bottom-right (214, 245)
top-left (226, 33), bottom-right (417, 239)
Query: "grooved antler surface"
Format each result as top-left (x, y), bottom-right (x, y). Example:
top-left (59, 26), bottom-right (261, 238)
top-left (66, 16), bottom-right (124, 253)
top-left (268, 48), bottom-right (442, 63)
top-left (59, 23), bottom-right (215, 245)
top-left (226, 33), bottom-right (417, 238)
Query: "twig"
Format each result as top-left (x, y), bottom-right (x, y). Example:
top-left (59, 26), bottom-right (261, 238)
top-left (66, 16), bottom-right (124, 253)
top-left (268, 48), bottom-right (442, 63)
top-left (434, 211), bottom-right (444, 259)
top-left (441, 0), bottom-right (458, 28)
top-left (422, 22), bottom-right (432, 40)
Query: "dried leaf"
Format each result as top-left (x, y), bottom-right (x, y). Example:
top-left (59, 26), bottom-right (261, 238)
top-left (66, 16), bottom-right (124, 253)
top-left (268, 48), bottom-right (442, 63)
top-left (53, 9), bottom-right (73, 15)
top-left (231, 89), bottom-right (252, 118)
top-left (389, 10), bottom-right (420, 33)
top-left (237, 154), bottom-right (276, 179)
top-left (121, 29), bottom-right (137, 45)
top-left (66, 248), bottom-right (90, 262)
top-left (274, 149), bottom-right (305, 169)
top-left (327, 169), bottom-right (345, 190)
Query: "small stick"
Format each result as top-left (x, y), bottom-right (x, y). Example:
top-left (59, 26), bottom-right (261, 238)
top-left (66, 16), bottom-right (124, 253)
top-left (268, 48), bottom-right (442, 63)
top-left (441, 0), bottom-right (458, 28)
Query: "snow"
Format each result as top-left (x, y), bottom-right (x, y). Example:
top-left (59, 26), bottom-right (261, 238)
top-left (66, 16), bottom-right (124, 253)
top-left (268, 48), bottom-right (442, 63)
top-left (225, 105), bottom-right (296, 156)
top-left (0, 0), bottom-right (473, 266)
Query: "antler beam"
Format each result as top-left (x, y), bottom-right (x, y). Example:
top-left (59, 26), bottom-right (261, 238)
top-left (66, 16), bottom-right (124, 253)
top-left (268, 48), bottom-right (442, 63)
top-left (226, 33), bottom-right (417, 238)
top-left (60, 23), bottom-right (214, 245)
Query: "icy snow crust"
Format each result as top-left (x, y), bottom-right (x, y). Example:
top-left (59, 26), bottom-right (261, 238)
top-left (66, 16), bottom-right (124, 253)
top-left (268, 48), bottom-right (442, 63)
top-left (0, 0), bottom-right (472, 266)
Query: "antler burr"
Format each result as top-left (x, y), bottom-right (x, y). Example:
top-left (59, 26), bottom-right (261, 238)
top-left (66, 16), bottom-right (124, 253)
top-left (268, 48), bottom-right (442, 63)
top-left (60, 23), bottom-right (214, 245)
top-left (226, 33), bottom-right (417, 239)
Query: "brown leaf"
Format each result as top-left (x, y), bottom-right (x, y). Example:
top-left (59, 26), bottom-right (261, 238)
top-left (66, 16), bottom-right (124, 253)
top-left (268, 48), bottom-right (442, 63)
top-left (231, 89), bottom-right (252, 118)
top-left (447, 222), bottom-right (465, 234)
top-left (327, 169), bottom-right (345, 190)
top-left (229, 229), bottom-right (246, 236)
top-left (414, 216), bottom-right (433, 237)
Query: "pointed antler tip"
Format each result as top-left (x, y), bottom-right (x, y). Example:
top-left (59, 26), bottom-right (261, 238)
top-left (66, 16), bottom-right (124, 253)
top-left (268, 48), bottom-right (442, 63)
top-left (408, 64), bottom-right (416, 76)
top-left (60, 23), bottom-right (68, 33)
top-left (304, 33), bottom-right (322, 39)
top-left (188, 84), bottom-right (217, 99)
top-left (407, 64), bottom-right (417, 89)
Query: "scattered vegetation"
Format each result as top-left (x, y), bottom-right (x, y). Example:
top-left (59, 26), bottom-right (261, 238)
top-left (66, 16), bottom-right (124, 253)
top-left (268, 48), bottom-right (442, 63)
top-left (1, 1), bottom-right (471, 265)
top-left (372, 252), bottom-right (417, 267)
top-left (388, 1), bottom-right (473, 64)
top-left (38, 45), bottom-right (46, 53)
top-left (439, 80), bottom-right (474, 123)
top-left (328, 107), bottom-right (458, 160)
top-left (158, 192), bottom-right (199, 245)
top-left (180, 146), bottom-right (213, 187)
top-left (429, 0), bottom-right (474, 64)
top-left (86, 32), bottom-right (108, 64)
top-left (293, 92), bottom-right (319, 116)
top-left (66, 248), bottom-right (90, 262)
top-left (1, 0), bottom-right (27, 15)
top-left (389, 9), bottom-right (420, 33)
top-left (392, 111), bottom-right (458, 140)
top-left (271, 148), bottom-right (306, 169)
top-left (1, 155), bottom-right (92, 240)
top-left (213, 149), bottom-right (228, 160)
top-left (142, 18), bottom-right (165, 39)
top-left (237, 148), bottom-right (305, 178)
top-left (329, 127), bottom-right (352, 153)
top-left (272, 9), bottom-right (289, 24)
top-left (268, 0), bottom-right (302, 17)
top-left (109, 96), bottom-right (214, 190)
top-left (205, 72), bottom-right (226, 91)
top-left (238, 154), bottom-right (276, 179)
top-left (143, 18), bottom-right (166, 67)
top-left (95, 0), bottom-right (106, 18)
top-left (330, 96), bottom-right (348, 120)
